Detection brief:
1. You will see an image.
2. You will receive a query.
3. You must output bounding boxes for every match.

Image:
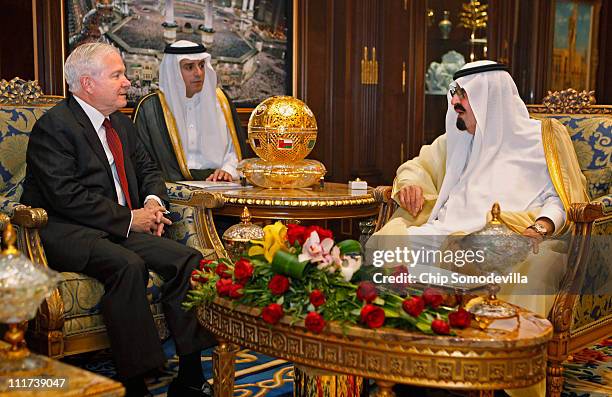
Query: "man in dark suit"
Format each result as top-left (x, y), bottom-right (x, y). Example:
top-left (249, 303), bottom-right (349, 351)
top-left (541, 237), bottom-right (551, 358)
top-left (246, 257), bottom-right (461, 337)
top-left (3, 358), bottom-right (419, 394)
top-left (21, 42), bottom-right (212, 397)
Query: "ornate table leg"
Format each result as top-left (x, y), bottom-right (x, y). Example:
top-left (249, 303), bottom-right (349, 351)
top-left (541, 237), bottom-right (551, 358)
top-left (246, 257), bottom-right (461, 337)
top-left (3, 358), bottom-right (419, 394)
top-left (468, 391), bottom-right (494, 397)
top-left (293, 365), bottom-right (365, 397)
top-left (375, 380), bottom-right (395, 397)
top-left (212, 340), bottom-right (239, 397)
top-left (359, 217), bottom-right (377, 245)
top-left (546, 360), bottom-right (564, 397)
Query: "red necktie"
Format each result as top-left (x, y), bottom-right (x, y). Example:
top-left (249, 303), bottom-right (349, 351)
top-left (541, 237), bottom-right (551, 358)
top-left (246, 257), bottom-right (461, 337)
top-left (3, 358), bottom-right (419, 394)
top-left (103, 118), bottom-right (133, 209)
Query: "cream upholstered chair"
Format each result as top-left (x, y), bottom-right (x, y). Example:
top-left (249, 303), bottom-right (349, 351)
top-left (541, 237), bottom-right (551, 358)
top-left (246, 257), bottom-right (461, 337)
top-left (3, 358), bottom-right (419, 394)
top-left (372, 89), bottom-right (611, 397)
top-left (0, 78), bottom-right (217, 358)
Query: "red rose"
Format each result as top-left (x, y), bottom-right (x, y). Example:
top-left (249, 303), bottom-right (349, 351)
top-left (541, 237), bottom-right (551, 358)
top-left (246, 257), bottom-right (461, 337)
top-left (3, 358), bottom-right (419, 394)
top-left (199, 259), bottom-right (214, 271)
top-left (304, 225), bottom-right (333, 241)
top-left (309, 290), bottom-right (326, 307)
top-left (233, 259), bottom-right (254, 281)
top-left (215, 263), bottom-right (231, 279)
top-left (431, 319), bottom-right (450, 335)
top-left (215, 278), bottom-right (233, 296)
top-left (390, 266), bottom-right (410, 292)
top-left (402, 296), bottom-right (425, 317)
top-left (190, 269), bottom-right (209, 284)
top-left (268, 274), bottom-right (290, 295)
top-left (229, 283), bottom-right (244, 299)
top-left (356, 281), bottom-right (378, 303)
top-left (360, 304), bottom-right (385, 329)
top-left (422, 288), bottom-right (444, 308)
top-left (287, 224), bottom-right (307, 245)
top-left (448, 308), bottom-right (471, 329)
top-left (305, 311), bottom-right (326, 333)
top-left (262, 303), bottom-right (284, 325)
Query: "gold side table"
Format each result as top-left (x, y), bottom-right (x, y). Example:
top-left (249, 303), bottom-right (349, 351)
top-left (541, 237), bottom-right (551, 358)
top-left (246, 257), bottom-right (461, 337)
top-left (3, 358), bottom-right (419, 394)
top-left (0, 344), bottom-right (124, 396)
top-left (198, 298), bottom-right (553, 397)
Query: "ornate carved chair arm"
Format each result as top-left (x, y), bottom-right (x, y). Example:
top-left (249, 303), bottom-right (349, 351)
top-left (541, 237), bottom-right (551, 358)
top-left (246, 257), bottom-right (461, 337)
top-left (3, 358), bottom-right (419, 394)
top-left (0, 212), bottom-right (9, 230)
top-left (591, 194), bottom-right (611, 215)
top-left (373, 186), bottom-right (398, 233)
top-left (166, 182), bottom-right (225, 209)
top-left (11, 205), bottom-right (48, 228)
top-left (567, 202), bottom-right (605, 224)
top-left (165, 182), bottom-right (227, 260)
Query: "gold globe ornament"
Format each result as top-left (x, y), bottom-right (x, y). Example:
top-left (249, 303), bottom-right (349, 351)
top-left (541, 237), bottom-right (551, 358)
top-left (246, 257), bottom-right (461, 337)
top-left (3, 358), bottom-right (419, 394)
top-left (239, 96), bottom-right (326, 188)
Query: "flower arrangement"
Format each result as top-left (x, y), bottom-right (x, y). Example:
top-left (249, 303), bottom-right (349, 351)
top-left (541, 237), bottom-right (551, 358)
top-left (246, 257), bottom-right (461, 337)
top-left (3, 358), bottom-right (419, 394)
top-left (185, 222), bottom-right (472, 335)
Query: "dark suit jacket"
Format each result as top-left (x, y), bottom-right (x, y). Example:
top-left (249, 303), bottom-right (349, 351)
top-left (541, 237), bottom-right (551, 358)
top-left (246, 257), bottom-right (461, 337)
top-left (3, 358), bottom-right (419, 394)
top-left (21, 96), bottom-right (168, 271)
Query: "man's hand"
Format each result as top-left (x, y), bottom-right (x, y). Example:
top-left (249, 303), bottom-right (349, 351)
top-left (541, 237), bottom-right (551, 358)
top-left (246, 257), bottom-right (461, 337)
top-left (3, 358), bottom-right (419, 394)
top-left (206, 169), bottom-right (233, 182)
top-left (131, 200), bottom-right (172, 236)
top-left (397, 185), bottom-right (424, 217)
top-left (522, 218), bottom-right (554, 254)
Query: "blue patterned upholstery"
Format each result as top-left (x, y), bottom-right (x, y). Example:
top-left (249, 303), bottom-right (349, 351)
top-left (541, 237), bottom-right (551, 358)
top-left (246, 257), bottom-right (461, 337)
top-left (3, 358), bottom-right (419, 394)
top-left (0, 106), bottom-right (47, 215)
top-left (548, 115), bottom-right (612, 207)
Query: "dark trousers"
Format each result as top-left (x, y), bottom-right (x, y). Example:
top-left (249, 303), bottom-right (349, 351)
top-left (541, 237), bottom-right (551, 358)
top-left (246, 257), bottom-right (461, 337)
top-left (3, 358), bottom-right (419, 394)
top-left (82, 232), bottom-right (211, 379)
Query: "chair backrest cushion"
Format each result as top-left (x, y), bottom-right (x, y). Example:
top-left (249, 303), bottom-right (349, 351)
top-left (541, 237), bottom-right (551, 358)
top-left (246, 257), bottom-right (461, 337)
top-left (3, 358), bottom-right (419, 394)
top-left (530, 113), bottom-right (611, 200)
top-left (0, 105), bottom-right (54, 212)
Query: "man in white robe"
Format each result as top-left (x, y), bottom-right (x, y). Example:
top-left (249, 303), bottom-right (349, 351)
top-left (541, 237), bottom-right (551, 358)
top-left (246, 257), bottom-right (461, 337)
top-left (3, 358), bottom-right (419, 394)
top-left (373, 61), bottom-right (589, 396)
top-left (134, 40), bottom-right (247, 182)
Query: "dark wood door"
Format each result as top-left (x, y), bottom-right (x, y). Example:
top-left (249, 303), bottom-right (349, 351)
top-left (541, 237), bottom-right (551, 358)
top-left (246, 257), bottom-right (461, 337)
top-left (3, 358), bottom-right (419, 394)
top-left (301, 0), bottom-right (426, 186)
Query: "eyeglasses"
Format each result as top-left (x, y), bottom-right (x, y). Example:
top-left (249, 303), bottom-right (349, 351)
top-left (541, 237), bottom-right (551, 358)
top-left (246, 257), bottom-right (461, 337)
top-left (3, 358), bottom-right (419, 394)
top-left (449, 83), bottom-right (466, 99)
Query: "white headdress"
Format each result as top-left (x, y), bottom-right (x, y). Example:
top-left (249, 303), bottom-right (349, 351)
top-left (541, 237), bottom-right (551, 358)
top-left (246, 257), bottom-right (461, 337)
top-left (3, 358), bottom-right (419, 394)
top-left (159, 40), bottom-right (235, 174)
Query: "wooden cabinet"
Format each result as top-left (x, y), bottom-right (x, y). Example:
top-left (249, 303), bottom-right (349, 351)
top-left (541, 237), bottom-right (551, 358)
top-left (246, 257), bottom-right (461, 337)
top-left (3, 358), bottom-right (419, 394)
top-left (300, 0), bottom-right (427, 186)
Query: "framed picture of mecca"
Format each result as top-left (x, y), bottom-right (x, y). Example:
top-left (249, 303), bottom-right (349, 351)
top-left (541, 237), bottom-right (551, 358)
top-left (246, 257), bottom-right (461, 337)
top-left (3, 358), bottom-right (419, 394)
top-left (65, 0), bottom-right (297, 108)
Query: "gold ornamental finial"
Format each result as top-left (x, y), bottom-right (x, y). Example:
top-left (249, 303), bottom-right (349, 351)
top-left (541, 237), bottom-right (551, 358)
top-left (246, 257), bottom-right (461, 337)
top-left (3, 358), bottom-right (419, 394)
top-left (240, 206), bottom-right (252, 224)
top-left (490, 202), bottom-right (502, 225)
top-left (1, 221), bottom-right (19, 256)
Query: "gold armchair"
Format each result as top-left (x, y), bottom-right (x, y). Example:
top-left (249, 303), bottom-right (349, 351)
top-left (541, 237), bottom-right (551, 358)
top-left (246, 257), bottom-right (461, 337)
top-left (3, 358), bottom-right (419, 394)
top-left (371, 90), bottom-right (611, 397)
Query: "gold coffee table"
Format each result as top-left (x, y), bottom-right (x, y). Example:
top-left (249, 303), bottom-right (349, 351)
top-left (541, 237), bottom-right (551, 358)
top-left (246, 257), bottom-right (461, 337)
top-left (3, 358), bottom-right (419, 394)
top-left (198, 298), bottom-right (552, 397)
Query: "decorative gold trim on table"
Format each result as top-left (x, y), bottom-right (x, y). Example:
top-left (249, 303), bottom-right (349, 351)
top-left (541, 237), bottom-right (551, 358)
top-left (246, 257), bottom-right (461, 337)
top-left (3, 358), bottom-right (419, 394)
top-left (198, 300), bottom-right (550, 391)
top-left (222, 197), bottom-right (376, 207)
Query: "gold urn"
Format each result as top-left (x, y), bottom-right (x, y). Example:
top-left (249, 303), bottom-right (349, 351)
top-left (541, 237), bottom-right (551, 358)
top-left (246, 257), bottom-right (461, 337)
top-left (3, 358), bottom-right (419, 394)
top-left (222, 207), bottom-right (264, 262)
top-left (461, 203), bottom-right (529, 329)
top-left (239, 96), bottom-right (326, 188)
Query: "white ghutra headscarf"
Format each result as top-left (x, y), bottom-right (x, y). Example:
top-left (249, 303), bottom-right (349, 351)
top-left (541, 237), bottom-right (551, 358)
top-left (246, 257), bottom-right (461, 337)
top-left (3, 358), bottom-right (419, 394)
top-left (424, 60), bottom-right (552, 234)
top-left (158, 40), bottom-right (238, 177)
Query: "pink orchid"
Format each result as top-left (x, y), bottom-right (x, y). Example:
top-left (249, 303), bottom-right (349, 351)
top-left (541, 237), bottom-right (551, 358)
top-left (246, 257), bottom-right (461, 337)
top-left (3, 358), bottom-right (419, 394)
top-left (316, 246), bottom-right (343, 273)
top-left (298, 231), bottom-right (335, 264)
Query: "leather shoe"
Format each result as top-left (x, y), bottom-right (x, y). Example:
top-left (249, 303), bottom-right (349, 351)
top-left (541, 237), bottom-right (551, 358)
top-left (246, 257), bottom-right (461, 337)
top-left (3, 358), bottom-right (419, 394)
top-left (167, 377), bottom-right (213, 397)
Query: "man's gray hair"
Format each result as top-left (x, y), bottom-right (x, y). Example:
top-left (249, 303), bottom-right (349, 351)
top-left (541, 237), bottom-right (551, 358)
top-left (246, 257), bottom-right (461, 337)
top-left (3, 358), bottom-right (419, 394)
top-left (64, 42), bottom-right (120, 93)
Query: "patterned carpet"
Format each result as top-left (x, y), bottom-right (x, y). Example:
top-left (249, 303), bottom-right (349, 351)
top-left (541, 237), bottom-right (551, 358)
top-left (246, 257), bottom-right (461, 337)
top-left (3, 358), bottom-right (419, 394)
top-left (64, 340), bottom-right (294, 397)
top-left (63, 338), bottom-right (611, 397)
top-left (561, 338), bottom-right (611, 397)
